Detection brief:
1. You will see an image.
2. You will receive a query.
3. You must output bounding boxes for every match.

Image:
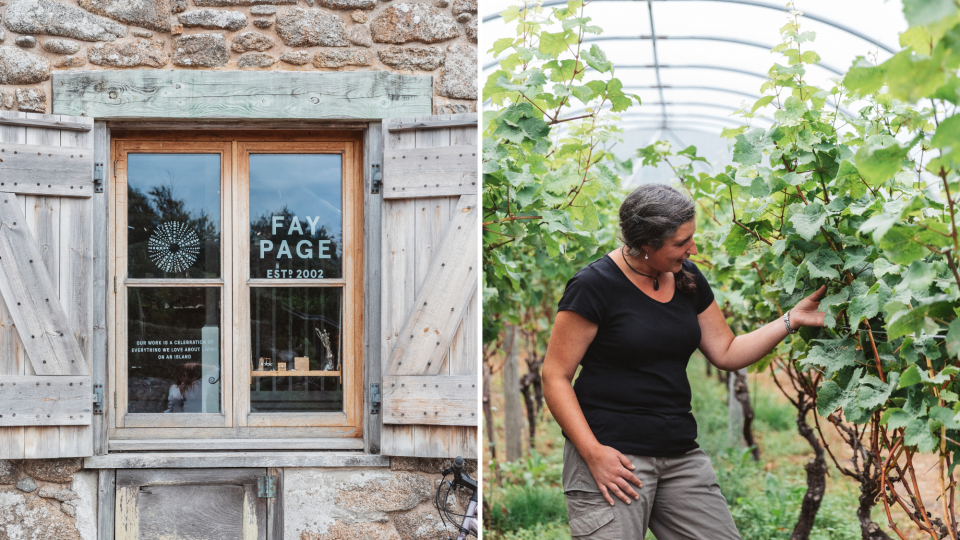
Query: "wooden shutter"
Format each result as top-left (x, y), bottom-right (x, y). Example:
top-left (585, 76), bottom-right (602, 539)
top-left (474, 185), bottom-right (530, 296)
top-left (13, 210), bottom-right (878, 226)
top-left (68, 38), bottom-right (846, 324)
top-left (380, 113), bottom-right (478, 458)
top-left (0, 111), bottom-right (95, 458)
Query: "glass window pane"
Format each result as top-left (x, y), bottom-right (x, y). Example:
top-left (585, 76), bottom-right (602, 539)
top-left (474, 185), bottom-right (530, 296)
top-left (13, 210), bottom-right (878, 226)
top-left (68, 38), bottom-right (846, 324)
top-left (250, 287), bottom-right (343, 413)
top-left (249, 154), bottom-right (343, 279)
top-left (127, 287), bottom-right (222, 414)
top-left (127, 154), bottom-right (221, 279)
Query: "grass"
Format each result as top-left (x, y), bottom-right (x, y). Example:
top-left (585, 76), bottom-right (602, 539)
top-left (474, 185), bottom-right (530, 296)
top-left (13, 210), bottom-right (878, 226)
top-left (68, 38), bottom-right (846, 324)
top-left (496, 522), bottom-right (571, 540)
top-left (483, 355), bottom-right (886, 540)
top-left (486, 484), bottom-right (568, 532)
top-left (752, 382), bottom-right (796, 433)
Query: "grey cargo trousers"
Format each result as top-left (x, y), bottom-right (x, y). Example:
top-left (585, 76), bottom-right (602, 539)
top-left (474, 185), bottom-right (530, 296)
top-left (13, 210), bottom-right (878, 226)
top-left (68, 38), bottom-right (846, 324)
top-left (562, 440), bottom-right (743, 539)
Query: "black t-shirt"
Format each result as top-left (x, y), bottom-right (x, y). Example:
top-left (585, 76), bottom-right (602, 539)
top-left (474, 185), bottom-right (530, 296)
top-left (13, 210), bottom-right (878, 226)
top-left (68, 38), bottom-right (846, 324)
top-left (557, 255), bottom-right (715, 457)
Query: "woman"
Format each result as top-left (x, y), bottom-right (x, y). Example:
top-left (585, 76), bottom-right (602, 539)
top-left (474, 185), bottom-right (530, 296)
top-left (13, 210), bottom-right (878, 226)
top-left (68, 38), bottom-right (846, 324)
top-left (542, 184), bottom-right (826, 539)
top-left (166, 363), bottom-right (203, 413)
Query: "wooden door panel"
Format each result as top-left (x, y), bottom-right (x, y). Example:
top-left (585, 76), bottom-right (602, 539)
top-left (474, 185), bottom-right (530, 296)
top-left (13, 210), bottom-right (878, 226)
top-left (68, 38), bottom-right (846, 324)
top-left (116, 468), bottom-right (268, 540)
top-left (140, 485), bottom-right (245, 540)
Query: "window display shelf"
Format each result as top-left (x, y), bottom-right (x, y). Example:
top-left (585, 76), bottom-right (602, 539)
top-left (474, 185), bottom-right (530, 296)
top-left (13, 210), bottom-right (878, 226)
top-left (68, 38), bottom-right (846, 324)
top-left (251, 370), bottom-right (341, 377)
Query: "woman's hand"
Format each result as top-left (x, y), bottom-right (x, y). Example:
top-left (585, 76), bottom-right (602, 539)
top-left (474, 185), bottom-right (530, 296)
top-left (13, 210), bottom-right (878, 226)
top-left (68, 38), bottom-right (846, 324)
top-left (582, 444), bottom-right (643, 506)
top-left (790, 285), bottom-right (827, 329)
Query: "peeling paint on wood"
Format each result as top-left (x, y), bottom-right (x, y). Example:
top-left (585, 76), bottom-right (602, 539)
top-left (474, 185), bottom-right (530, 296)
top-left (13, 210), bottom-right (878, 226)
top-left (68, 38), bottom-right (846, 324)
top-left (115, 486), bottom-right (139, 540)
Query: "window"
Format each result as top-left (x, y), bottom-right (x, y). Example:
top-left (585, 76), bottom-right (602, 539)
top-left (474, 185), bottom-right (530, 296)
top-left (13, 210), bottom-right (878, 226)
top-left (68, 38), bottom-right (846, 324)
top-left (111, 133), bottom-right (363, 444)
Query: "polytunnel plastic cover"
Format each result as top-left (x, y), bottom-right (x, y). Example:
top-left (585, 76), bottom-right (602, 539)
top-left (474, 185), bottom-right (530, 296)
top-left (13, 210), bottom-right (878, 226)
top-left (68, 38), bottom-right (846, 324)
top-left (482, 0), bottom-right (908, 185)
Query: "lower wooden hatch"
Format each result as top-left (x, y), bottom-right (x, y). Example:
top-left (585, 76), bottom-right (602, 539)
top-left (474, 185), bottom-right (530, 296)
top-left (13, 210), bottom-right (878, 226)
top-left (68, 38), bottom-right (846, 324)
top-left (116, 468), bottom-right (268, 540)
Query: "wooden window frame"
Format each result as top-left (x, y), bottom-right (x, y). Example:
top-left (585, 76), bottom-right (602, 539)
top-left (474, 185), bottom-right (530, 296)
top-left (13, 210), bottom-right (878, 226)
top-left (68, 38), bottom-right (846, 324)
top-left (109, 131), bottom-right (364, 445)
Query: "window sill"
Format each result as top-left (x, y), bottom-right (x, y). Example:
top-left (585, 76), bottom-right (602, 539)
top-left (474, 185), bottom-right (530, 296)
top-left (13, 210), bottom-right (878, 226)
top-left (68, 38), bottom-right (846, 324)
top-left (85, 449), bottom-right (387, 469)
top-left (107, 437), bottom-right (364, 452)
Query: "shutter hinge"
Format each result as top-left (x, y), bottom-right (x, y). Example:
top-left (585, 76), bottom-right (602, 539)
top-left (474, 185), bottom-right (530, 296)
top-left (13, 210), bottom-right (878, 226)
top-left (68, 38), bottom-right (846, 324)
top-left (257, 475), bottom-right (277, 498)
top-left (371, 164), bottom-right (381, 194)
top-left (113, 390), bottom-right (117, 409)
top-left (92, 384), bottom-right (103, 415)
top-left (370, 383), bottom-right (380, 415)
top-left (93, 163), bottom-right (104, 193)
top-left (113, 160), bottom-right (117, 178)
top-left (113, 276), bottom-right (116, 294)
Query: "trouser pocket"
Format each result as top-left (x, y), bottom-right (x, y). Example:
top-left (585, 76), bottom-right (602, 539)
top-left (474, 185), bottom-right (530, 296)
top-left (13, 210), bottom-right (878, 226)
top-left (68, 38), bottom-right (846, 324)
top-left (566, 492), bottom-right (620, 539)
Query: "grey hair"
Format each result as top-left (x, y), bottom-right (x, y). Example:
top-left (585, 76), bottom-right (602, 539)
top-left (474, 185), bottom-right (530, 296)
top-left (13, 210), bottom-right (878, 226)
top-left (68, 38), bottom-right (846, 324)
top-left (619, 183), bottom-right (698, 294)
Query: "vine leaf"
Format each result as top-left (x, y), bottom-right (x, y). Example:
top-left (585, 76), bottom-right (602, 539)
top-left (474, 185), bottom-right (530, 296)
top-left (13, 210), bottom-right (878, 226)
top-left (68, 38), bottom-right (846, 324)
top-left (789, 202), bottom-right (827, 241)
top-left (805, 249), bottom-right (842, 279)
top-left (901, 260), bottom-right (938, 292)
top-left (854, 134), bottom-right (921, 185)
top-left (806, 338), bottom-right (859, 373)
top-left (946, 318), bottom-right (960, 357)
top-left (903, 0), bottom-right (958, 27)
top-left (899, 364), bottom-right (923, 388)
top-left (879, 226), bottom-right (926, 265)
top-left (848, 294), bottom-right (880, 328)
top-left (733, 130), bottom-right (764, 166)
top-left (904, 417), bottom-right (939, 453)
top-left (860, 212), bottom-right (899, 243)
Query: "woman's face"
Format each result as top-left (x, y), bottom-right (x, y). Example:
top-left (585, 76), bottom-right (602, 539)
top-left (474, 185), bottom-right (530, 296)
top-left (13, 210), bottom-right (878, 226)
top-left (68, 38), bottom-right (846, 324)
top-left (643, 219), bottom-right (698, 273)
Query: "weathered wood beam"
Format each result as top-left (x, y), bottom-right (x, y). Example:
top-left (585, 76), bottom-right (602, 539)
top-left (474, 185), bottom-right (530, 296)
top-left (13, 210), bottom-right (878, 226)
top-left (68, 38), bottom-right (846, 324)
top-left (53, 71), bottom-right (433, 120)
top-left (362, 121), bottom-right (383, 455)
top-left (386, 195), bottom-right (478, 376)
top-left (0, 376), bottom-right (92, 426)
top-left (92, 121), bottom-right (109, 456)
top-left (382, 146), bottom-right (478, 199)
top-left (97, 470), bottom-right (116, 540)
top-left (0, 195), bottom-right (89, 375)
top-left (117, 468), bottom-right (264, 487)
top-left (0, 142), bottom-right (94, 198)
top-left (385, 118), bottom-right (478, 131)
top-left (0, 115), bottom-right (92, 132)
top-left (382, 375), bottom-right (478, 426)
top-left (85, 452), bottom-right (390, 469)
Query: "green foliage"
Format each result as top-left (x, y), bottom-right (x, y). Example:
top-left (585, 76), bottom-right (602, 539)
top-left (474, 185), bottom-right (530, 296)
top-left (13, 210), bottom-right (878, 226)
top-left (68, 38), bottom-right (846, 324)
top-left (689, 360), bottom-right (863, 540)
top-left (483, 0), bottom-right (640, 343)
top-left (753, 391), bottom-right (796, 433)
top-left (670, 2), bottom-right (960, 488)
top-left (497, 449), bottom-right (563, 488)
top-left (728, 469), bottom-right (863, 540)
top-left (492, 522), bottom-right (571, 540)
top-left (486, 484), bottom-right (568, 533)
top-left (484, 1), bottom-right (960, 536)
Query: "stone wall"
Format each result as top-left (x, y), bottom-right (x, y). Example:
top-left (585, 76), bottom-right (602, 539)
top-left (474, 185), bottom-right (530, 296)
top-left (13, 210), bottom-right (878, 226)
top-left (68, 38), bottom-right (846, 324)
top-left (0, 0), bottom-right (477, 114)
top-left (0, 459), bottom-right (97, 540)
top-left (0, 457), bottom-right (477, 539)
top-left (287, 457), bottom-right (478, 540)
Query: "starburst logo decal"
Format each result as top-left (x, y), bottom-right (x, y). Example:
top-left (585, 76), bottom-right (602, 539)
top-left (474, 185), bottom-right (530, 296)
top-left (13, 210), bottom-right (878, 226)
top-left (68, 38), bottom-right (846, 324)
top-left (148, 222), bottom-right (200, 273)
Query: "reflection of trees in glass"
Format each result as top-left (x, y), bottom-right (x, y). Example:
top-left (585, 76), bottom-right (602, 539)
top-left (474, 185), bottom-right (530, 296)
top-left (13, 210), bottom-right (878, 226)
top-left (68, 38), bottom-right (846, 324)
top-left (128, 184), bottom-right (220, 278)
top-left (249, 205), bottom-right (342, 279)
